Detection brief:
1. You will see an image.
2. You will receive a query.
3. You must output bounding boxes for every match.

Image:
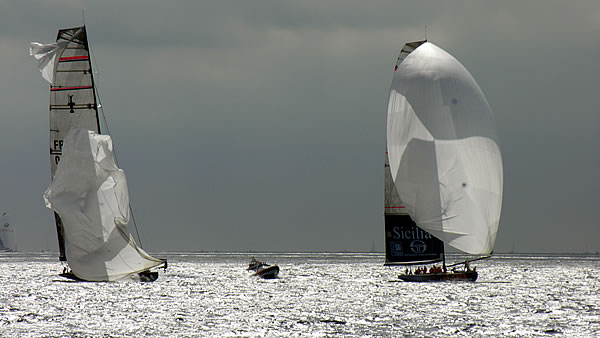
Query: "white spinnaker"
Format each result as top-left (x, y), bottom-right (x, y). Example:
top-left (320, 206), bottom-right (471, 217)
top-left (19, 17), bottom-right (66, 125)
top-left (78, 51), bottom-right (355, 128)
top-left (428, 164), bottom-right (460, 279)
top-left (386, 42), bottom-right (503, 255)
top-left (44, 129), bottom-right (163, 281)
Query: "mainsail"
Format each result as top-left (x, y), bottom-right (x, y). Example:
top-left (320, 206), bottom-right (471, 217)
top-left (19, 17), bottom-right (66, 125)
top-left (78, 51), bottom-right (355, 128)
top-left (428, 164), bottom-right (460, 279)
top-left (0, 213), bottom-right (16, 252)
top-left (31, 26), bottom-right (99, 261)
top-left (386, 41), bottom-right (503, 258)
top-left (32, 26), bottom-right (165, 281)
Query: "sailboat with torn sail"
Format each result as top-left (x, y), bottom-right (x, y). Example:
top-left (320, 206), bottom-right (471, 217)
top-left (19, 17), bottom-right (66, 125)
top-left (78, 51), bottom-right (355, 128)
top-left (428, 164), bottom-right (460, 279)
top-left (31, 26), bottom-right (166, 282)
top-left (385, 40), bottom-right (503, 282)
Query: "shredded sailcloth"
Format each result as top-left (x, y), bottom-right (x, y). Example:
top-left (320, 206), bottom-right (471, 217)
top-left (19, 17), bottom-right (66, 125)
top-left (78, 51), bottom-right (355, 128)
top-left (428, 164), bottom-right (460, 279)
top-left (33, 26), bottom-right (165, 281)
top-left (43, 129), bottom-right (164, 281)
top-left (30, 42), bottom-right (68, 84)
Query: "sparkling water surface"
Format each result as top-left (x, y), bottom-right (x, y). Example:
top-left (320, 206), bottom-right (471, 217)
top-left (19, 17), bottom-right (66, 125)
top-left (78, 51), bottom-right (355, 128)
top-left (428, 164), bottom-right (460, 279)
top-left (0, 252), bottom-right (598, 336)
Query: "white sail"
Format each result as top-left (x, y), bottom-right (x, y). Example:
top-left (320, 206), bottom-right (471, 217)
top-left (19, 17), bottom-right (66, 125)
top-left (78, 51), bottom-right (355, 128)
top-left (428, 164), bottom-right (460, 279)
top-left (29, 42), bottom-right (68, 85)
top-left (0, 213), bottom-right (16, 252)
top-left (386, 42), bottom-right (503, 255)
top-left (44, 129), bottom-right (164, 281)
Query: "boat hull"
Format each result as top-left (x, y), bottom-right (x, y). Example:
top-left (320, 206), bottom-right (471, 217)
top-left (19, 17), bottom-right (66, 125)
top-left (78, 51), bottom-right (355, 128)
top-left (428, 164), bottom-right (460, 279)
top-left (254, 265), bottom-right (279, 279)
top-left (138, 270), bottom-right (159, 282)
top-left (398, 270), bottom-right (477, 282)
top-left (59, 271), bottom-right (85, 281)
top-left (58, 269), bottom-right (160, 282)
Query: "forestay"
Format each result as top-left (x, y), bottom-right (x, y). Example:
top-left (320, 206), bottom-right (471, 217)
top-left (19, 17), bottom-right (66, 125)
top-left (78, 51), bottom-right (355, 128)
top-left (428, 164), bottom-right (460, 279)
top-left (44, 129), bottom-right (164, 281)
top-left (386, 42), bottom-right (503, 255)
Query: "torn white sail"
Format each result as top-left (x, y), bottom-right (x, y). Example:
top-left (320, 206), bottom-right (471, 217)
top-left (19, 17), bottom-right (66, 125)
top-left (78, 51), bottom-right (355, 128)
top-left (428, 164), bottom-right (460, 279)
top-left (386, 42), bottom-right (503, 255)
top-left (30, 41), bottom-right (68, 84)
top-left (33, 26), bottom-right (165, 281)
top-left (44, 129), bottom-right (164, 281)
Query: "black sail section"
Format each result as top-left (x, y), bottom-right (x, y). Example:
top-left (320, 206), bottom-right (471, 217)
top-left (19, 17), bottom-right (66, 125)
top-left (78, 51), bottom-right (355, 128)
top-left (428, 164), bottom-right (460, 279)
top-left (384, 214), bottom-right (444, 265)
top-left (384, 152), bottom-right (443, 265)
top-left (393, 40), bottom-right (427, 71)
top-left (50, 26), bottom-right (100, 261)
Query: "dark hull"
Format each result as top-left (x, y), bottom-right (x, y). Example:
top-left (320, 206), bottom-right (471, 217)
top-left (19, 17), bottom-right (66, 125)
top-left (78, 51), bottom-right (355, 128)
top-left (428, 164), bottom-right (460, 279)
top-left (254, 265), bottom-right (279, 279)
top-left (399, 270), bottom-right (477, 282)
top-left (59, 271), bottom-right (85, 281)
top-left (59, 270), bottom-right (160, 282)
top-left (138, 270), bottom-right (159, 282)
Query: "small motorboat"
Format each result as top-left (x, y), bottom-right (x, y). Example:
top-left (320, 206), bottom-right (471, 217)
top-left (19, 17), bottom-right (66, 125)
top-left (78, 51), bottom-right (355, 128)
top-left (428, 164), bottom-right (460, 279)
top-left (248, 258), bottom-right (280, 279)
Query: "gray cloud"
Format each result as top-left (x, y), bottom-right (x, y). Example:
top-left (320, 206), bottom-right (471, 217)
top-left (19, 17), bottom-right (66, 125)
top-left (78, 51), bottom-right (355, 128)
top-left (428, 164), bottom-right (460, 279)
top-left (1, 1), bottom-right (599, 254)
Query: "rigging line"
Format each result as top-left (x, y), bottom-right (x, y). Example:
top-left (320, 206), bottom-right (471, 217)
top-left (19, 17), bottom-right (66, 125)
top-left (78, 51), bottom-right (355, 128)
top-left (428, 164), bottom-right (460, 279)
top-left (128, 206), bottom-right (144, 249)
top-left (445, 255), bottom-right (491, 268)
top-left (88, 33), bottom-right (145, 250)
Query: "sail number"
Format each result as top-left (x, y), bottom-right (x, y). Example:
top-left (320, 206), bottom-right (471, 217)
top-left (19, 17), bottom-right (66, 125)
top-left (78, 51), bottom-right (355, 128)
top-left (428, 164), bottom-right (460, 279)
top-left (51, 139), bottom-right (64, 164)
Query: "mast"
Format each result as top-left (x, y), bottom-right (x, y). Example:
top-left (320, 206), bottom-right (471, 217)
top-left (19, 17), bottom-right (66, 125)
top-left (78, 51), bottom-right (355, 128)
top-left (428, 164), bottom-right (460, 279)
top-left (441, 242), bottom-right (446, 271)
top-left (49, 26), bottom-right (100, 261)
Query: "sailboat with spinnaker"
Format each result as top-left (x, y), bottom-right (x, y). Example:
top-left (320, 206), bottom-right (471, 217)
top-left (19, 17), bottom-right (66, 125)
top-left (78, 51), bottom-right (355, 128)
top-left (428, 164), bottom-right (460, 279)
top-left (385, 40), bottom-right (503, 282)
top-left (31, 26), bottom-right (166, 282)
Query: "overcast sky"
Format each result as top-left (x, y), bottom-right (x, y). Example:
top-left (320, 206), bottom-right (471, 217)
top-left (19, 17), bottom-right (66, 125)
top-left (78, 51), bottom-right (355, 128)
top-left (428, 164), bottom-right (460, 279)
top-left (1, 1), bottom-right (599, 254)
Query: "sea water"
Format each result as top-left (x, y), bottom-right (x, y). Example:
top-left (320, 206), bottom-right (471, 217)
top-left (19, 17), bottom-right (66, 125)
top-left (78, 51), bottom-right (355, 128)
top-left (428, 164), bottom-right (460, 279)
top-left (0, 252), bottom-right (598, 336)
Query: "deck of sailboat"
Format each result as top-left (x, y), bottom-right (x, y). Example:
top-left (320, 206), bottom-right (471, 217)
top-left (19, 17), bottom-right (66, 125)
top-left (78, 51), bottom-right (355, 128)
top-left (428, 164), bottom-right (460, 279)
top-left (398, 270), bottom-right (478, 282)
